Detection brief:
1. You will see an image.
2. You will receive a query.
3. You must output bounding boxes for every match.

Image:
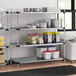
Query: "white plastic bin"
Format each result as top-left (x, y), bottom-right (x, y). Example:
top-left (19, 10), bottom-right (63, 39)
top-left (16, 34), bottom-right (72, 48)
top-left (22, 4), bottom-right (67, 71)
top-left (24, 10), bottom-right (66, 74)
top-left (48, 46), bottom-right (56, 51)
top-left (36, 46), bottom-right (47, 58)
top-left (43, 51), bottom-right (52, 60)
top-left (51, 50), bottom-right (60, 59)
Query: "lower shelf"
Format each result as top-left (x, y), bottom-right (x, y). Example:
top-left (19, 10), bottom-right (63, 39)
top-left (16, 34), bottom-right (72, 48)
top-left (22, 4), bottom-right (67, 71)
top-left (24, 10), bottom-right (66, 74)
top-left (0, 62), bottom-right (6, 66)
top-left (11, 57), bottom-right (63, 64)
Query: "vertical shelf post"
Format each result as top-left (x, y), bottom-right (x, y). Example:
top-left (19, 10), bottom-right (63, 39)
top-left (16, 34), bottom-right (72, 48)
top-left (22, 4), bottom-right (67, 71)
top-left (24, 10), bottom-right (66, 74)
top-left (16, 9), bottom-right (19, 70)
top-left (6, 9), bottom-right (9, 72)
top-left (63, 11), bottom-right (66, 64)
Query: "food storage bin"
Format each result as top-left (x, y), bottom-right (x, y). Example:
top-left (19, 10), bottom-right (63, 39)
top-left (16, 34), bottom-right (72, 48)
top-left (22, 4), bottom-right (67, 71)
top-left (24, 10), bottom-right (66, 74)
top-left (51, 50), bottom-right (60, 59)
top-left (43, 51), bottom-right (52, 60)
top-left (30, 34), bottom-right (37, 45)
top-left (46, 32), bottom-right (52, 43)
top-left (47, 46), bottom-right (56, 51)
top-left (38, 34), bottom-right (44, 44)
top-left (36, 46), bottom-right (47, 58)
top-left (54, 32), bottom-right (60, 43)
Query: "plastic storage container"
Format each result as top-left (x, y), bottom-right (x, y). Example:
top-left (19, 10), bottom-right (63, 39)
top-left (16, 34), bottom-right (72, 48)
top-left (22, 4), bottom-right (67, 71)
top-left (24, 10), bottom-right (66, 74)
top-left (47, 46), bottom-right (56, 51)
top-left (54, 32), bottom-right (60, 43)
top-left (36, 46), bottom-right (47, 58)
top-left (38, 34), bottom-right (44, 44)
top-left (52, 32), bottom-right (60, 43)
top-left (43, 51), bottom-right (52, 60)
top-left (30, 34), bottom-right (37, 45)
top-left (46, 32), bottom-right (52, 43)
top-left (51, 50), bottom-right (60, 59)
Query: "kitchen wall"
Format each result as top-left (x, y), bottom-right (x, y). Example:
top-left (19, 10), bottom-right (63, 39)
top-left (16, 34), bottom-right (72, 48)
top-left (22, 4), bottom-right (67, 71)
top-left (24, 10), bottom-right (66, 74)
top-left (0, 0), bottom-right (58, 60)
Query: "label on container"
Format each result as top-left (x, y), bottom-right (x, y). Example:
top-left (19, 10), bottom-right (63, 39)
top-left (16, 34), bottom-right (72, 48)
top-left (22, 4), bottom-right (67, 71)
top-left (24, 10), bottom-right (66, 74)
top-left (47, 35), bottom-right (52, 43)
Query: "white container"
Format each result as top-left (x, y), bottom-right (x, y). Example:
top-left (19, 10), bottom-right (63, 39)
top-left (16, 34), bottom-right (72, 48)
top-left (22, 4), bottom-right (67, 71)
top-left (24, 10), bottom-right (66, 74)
top-left (36, 46), bottom-right (47, 58)
top-left (48, 46), bottom-right (56, 51)
top-left (51, 50), bottom-right (60, 59)
top-left (43, 51), bottom-right (52, 60)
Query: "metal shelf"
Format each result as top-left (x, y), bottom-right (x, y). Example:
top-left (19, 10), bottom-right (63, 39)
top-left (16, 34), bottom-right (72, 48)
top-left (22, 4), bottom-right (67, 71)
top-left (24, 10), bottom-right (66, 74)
top-left (9, 12), bottom-right (61, 14)
top-left (11, 57), bottom-right (63, 64)
top-left (10, 27), bottom-right (63, 31)
top-left (10, 42), bottom-right (63, 47)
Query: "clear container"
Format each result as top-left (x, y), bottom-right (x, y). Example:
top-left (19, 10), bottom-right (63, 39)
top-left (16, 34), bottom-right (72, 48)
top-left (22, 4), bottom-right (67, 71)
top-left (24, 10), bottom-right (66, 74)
top-left (26, 34), bottom-right (31, 44)
top-left (38, 34), bottom-right (44, 44)
top-left (30, 34), bottom-right (37, 45)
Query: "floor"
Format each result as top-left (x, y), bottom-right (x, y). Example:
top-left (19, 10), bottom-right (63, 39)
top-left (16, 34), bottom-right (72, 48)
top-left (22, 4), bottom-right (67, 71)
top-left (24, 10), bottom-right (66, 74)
top-left (0, 60), bottom-right (76, 76)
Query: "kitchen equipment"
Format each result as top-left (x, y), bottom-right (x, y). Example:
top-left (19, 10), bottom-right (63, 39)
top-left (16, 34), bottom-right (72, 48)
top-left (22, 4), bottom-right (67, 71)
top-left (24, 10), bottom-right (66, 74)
top-left (33, 8), bottom-right (41, 12)
top-left (36, 46), bottom-right (47, 58)
top-left (43, 51), bottom-right (52, 60)
top-left (51, 19), bottom-right (62, 28)
top-left (47, 19), bottom-right (51, 28)
top-left (51, 50), bottom-right (60, 59)
top-left (24, 8), bottom-right (31, 12)
top-left (40, 21), bottom-right (47, 28)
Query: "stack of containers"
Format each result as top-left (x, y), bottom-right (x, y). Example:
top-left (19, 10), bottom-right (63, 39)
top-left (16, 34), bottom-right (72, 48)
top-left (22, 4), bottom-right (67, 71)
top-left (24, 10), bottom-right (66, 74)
top-left (26, 33), bottom-right (44, 45)
top-left (0, 49), bottom-right (4, 64)
top-left (43, 32), bottom-right (60, 43)
top-left (36, 46), bottom-right (60, 60)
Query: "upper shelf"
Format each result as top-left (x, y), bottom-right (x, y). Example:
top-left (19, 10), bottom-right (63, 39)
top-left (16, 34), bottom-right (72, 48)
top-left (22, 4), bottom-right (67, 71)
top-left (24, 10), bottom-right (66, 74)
top-left (10, 27), bottom-right (63, 31)
top-left (10, 42), bottom-right (63, 47)
top-left (0, 7), bottom-right (62, 14)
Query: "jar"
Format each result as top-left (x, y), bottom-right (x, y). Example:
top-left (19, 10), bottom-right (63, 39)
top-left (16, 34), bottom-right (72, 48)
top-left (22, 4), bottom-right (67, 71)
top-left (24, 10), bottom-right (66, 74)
top-left (30, 34), bottom-right (37, 45)
top-left (38, 34), bottom-right (44, 44)
top-left (54, 32), bottom-right (60, 43)
top-left (46, 32), bottom-right (52, 43)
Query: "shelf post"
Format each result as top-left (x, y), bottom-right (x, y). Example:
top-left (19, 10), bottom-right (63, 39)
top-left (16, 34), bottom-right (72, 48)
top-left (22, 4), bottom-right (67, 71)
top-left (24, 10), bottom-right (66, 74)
top-left (6, 9), bottom-right (9, 71)
top-left (16, 9), bottom-right (19, 70)
top-left (63, 10), bottom-right (66, 64)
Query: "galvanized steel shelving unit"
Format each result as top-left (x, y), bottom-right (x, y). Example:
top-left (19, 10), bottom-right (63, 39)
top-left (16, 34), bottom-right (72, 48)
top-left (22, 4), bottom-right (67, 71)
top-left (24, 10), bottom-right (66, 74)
top-left (0, 8), bottom-right (66, 71)
top-left (0, 10), bottom-right (10, 71)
